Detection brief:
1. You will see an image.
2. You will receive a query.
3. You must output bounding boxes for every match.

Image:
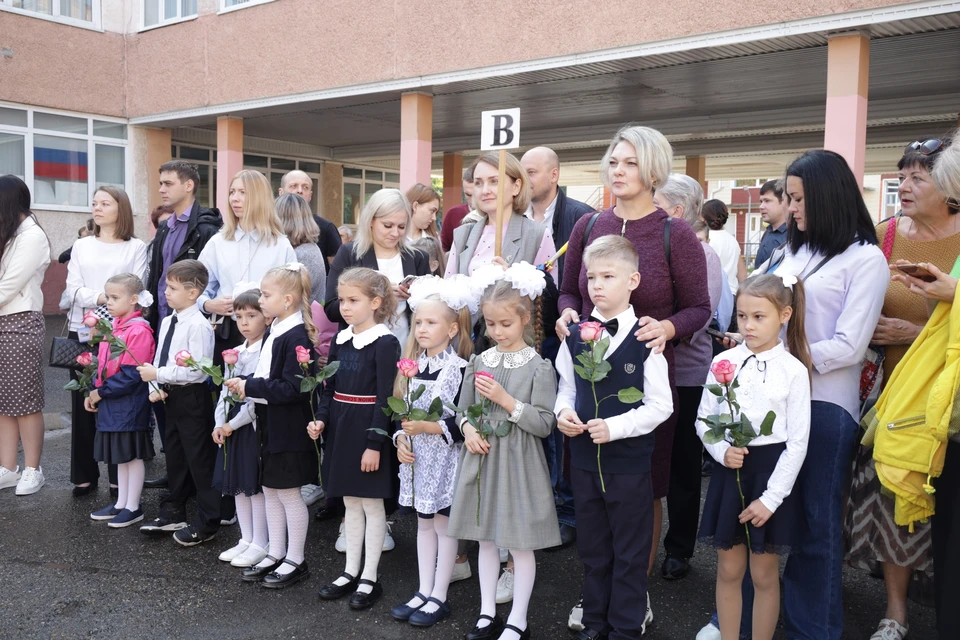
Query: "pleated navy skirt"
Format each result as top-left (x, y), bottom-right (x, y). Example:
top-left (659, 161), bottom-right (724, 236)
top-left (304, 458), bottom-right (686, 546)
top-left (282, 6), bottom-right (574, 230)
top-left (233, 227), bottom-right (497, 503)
top-left (94, 430), bottom-right (155, 465)
top-left (212, 423), bottom-right (261, 497)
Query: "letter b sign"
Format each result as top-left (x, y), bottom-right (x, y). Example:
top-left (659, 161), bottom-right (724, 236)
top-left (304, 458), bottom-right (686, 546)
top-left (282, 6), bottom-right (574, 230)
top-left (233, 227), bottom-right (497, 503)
top-left (480, 108), bottom-right (521, 151)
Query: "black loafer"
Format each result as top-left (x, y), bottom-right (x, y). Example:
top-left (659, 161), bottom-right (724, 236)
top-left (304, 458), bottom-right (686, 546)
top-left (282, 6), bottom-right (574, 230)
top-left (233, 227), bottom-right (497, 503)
top-left (143, 476), bottom-right (168, 489)
top-left (241, 555), bottom-right (284, 583)
top-left (465, 614), bottom-right (504, 640)
top-left (501, 623), bottom-right (530, 640)
top-left (72, 483), bottom-right (98, 497)
top-left (314, 505), bottom-right (337, 521)
top-left (408, 597), bottom-right (451, 627)
top-left (661, 555), bottom-right (690, 580)
top-left (390, 591), bottom-right (427, 621)
top-left (318, 572), bottom-right (358, 600)
top-left (348, 578), bottom-right (383, 610)
top-left (576, 629), bottom-right (608, 640)
top-left (261, 560), bottom-right (309, 589)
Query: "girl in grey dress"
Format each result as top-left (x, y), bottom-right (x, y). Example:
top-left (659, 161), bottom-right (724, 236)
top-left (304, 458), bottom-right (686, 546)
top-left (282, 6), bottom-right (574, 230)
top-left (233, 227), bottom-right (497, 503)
top-left (448, 271), bottom-right (559, 640)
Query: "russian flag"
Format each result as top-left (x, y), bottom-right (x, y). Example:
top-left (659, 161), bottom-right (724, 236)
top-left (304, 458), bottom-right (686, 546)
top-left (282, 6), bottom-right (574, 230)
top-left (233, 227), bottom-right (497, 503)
top-left (35, 145), bottom-right (88, 181)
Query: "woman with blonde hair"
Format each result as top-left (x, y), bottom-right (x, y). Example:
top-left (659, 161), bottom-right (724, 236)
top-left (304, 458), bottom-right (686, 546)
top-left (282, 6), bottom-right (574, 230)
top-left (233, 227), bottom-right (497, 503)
top-left (199, 169), bottom-right (296, 361)
top-left (276, 193), bottom-right (326, 305)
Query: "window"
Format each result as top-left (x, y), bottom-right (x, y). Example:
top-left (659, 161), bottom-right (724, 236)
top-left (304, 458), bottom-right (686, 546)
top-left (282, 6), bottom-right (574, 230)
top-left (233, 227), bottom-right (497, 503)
top-left (219, 0), bottom-right (276, 13)
top-left (883, 179), bottom-right (901, 218)
top-left (0, 0), bottom-right (99, 29)
top-left (0, 104), bottom-right (128, 211)
top-left (142, 0), bottom-right (196, 30)
top-left (342, 166), bottom-right (401, 224)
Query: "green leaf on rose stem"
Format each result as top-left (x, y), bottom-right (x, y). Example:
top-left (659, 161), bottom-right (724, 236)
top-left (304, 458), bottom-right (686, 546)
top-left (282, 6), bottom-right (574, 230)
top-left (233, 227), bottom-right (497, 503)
top-left (705, 384), bottom-right (723, 396)
top-left (443, 400), bottom-right (461, 415)
top-left (408, 408), bottom-right (429, 421)
top-left (300, 377), bottom-right (318, 393)
top-left (575, 352), bottom-right (593, 367)
top-left (731, 378), bottom-right (740, 390)
top-left (367, 428), bottom-right (391, 438)
top-left (319, 361), bottom-right (340, 380)
top-left (617, 387), bottom-right (645, 404)
top-left (210, 372), bottom-right (224, 386)
top-left (573, 364), bottom-right (590, 380)
top-left (64, 380), bottom-right (82, 392)
top-left (494, 422), bottom-right (511, 438)
top-left (386, 396), bottom-right (408, 415)
top-left (466, 404), bottom-right (483, 419)
top-left (410, 384), bottom-right (426, 402)
top-left (702, 430), bottom-right (726, 445)
top-left (467, 416), bottom-right (480, 430)
top-left (727, 389), bottom-right (737, 403)
top-left (740, 413), bottom-right (756, 436)
top-left (759, 410), bottom-right (776, 436)
top-left (593, 338), bottom-right (610, 364)
top-left (720, 413), bottom-right (732, 423)
top-left (427, 397), bottom-right (443, 418)
top-left (593, 359), bottom-right (612, 378)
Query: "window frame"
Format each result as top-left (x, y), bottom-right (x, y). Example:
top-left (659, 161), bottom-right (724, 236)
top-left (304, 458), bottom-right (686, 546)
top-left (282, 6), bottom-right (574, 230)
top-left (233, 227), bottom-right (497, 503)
top-left (341, 164), bottom-right (401, 225)
top-left (883, 178), bottom-right (901, 219)
top-left (139, 0), bottom-right (198, 33)
top-left (218, 0), bottom-right (277, 15)
top-left (0, 0), bottom-right (102, 31)
top-left (0, 102), bottom-right (129, 213)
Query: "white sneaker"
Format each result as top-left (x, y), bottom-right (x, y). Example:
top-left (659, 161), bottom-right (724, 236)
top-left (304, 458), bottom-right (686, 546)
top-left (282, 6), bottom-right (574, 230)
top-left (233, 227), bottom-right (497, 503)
top-left (496, 567), bottom-right (514, 604)
top-left (0, 465), bottom-right (20, 490)
top-left (568, 596), bottom-right (584, 631)
top-left (15, 466), bottom-right (44, 496)
top-left (301, 483), bottom-right (325, 506)
top-left (231, 542), bottom-right (268, 568)
top-left (335, 522), bottom-right (347, 553)
top-left (451, 559), bottom-right (472, 583)
top-left (220, 515), bottom-right (237, 526)
top-left (696, 622), bottom-right (721, 640)
top-left (218, 540), bottom-right (250, 562)
top-left (383, 521), bottom-right (395, 552)
top-left (642, 592), bottom-right (653, 635)
top-left (499, 547), bottom-right (509, 564)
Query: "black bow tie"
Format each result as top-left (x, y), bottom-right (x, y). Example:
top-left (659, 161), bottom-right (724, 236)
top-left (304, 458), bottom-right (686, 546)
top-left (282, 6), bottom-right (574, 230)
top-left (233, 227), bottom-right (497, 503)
top-left (588, 316), bottom-right (619, 337)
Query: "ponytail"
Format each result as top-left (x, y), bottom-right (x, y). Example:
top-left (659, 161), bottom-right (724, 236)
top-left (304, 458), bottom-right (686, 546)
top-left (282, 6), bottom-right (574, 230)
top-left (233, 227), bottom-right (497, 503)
top-left (454, 306), bottom-right (474, 361)
top-left (298, 268), bottom-right (320, 345)
top-left (785, 279), bottom-right (812, 379)
top-left (263, 264), bottom-right (319, 345)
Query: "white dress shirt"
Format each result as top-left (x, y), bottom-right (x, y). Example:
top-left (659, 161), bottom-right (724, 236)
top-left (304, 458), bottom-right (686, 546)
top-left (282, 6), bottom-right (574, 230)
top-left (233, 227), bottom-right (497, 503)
top-left (554, 306), bottom-right (674, 442)
top-left (250, 311), bottom-right (304, 404)
top-left (771, 241), bottom-right (888, 420)
top-left (152, 303), bottom-right (215, 385)
top-left (708, 230), bottom-right (742, 296)
top-left (197, 227), bottom-right (296, 313)
top-left (60, 236), bottom-right (148, 331)
top-left (215, 337), bottom-right (262, 431)
top-left (524, 191), bottom-right (559, 228)
top-left (697, 342), bottom-right (811, 512)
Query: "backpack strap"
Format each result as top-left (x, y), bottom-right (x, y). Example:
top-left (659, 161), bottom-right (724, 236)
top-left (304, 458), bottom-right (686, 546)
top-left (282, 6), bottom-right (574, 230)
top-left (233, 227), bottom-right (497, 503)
top-left (580, 211), bottom-right (602, 254)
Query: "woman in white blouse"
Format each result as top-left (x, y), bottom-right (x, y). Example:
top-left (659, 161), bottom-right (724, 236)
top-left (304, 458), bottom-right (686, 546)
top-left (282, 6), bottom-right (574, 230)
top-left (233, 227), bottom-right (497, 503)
top-left (61, 185), bottom-right (147, 497)
top-left (198, 170), bottom-right (295, 362)
top-left (701, 199), bottom-right (746, 297)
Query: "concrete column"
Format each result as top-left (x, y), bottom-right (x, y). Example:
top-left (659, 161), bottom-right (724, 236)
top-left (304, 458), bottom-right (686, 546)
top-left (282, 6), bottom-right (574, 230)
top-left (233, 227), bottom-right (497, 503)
top-left (442, 152), bottom-right (464, 211)
top-left (825, 31), bottom-right (870, 187)
top-left (216, 116), bottom-right (244, 213)
top-left (685, 155), bottom-right (708, 197)
top-left (400, 92), bottom-right (433, 192)
top-left (144, 127), bottom-right (173, 223)
top-left (322, 162), bottom-right (344, 226)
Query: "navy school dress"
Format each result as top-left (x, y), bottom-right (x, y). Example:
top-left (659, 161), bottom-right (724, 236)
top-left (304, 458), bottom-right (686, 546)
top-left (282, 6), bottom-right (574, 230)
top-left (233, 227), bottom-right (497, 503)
top-left (212, 339), bottom-right (263, 497)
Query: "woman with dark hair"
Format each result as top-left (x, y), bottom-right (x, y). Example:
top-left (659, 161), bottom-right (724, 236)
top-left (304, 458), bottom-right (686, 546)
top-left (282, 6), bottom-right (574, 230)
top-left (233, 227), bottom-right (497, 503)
top-left (60, 185), bottom-right (148, 497)
top-left (701, 199), bottom-right (746, 295)
top-left (0, 175), bottom-right (51, 496)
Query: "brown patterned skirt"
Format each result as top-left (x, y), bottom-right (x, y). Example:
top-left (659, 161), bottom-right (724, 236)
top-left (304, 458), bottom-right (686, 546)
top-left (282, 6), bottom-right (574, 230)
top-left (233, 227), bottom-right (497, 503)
top-left (0, 311), bottom-right (45, 417)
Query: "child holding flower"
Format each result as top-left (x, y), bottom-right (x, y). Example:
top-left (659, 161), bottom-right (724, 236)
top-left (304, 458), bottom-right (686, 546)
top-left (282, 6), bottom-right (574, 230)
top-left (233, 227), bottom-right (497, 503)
top-left (554, 236), bottom-right (674, 639)
top-left (696, 273), bottom-right (812, 640)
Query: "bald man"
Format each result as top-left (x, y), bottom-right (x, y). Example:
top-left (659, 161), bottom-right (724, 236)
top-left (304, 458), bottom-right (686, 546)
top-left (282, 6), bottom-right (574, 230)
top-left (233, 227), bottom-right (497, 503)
top-left (279, 170), bottom-right (342, 266)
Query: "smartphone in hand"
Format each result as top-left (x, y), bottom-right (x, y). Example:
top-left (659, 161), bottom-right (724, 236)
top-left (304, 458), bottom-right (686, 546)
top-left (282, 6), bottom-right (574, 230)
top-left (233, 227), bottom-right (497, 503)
top-left (894, 263), bottom-right (936, 283)
top-left (706, 327), bottom-right (742, 344)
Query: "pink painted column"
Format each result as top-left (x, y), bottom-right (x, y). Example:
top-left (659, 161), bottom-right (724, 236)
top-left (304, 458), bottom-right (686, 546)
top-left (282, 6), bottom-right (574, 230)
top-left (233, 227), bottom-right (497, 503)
top-left (824, 32), bottom-right (870, 188)
top-left (216, 116), bottom-right (244, 213)
top-left (400, 92), bottom-right (433, 193)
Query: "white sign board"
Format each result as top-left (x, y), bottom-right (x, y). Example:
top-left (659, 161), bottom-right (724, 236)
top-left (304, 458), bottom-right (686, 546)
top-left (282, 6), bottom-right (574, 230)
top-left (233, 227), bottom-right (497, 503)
top-left (480, 108), bottom-right (521, 151)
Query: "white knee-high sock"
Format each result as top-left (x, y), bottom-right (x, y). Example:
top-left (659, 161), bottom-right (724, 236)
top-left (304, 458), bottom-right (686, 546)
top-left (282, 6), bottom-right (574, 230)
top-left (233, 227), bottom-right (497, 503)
top-left (115, 463), bottom-right (129, 510)
top-left (250, 492), bottom-right (268, 549)
top-left (357, 498), bottom-right (386, 592)
top-left (125, 458), bottom-right (144, 511)
top-left (477, 541), bottom-right (500, 626)
top-left (256, 486), bottom-right (286, 569)
top-left (274, 487), bottom-right (308, 575)
top-left (339, 496), bottom-right (364, 584)
top-left (414, 516), bottom-right (438, 601)
top-left (416, 514), bottom-right (458, 614)
top-left (504, 549), bottom-right (536, 637)
top-left (235, 494), bottom-right (253, 544)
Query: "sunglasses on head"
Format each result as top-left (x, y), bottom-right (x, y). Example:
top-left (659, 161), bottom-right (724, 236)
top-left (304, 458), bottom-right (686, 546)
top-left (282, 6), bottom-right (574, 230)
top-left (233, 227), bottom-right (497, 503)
top-left (905, 139), bottom-right (944, 156)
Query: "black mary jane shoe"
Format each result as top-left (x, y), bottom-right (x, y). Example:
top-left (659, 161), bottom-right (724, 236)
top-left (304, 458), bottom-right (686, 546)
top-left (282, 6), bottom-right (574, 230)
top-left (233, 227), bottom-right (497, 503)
top-left (499, 623), bottom-right (531, 640)
top-left (575, 629), bottom-right (608, 640)
top-left (240, 555), bottom-right (285, 583)
top-left (261, 560), bottom-right (309, 589)
top-left (408, 597), bottom-right (451, 627)
top-left (389, 591), bottom-right (427, 621)
top-left (348, 578), bottom-right (383, 610)
top-left (318, 572), bottom-right (358, 600)
top-left (464, 614), bottom-right (504, 640)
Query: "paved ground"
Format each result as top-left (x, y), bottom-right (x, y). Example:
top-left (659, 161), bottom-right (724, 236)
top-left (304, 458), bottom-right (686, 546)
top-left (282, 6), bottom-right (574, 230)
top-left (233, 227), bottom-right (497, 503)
top-left (0, 318), bottom-right (937, 640)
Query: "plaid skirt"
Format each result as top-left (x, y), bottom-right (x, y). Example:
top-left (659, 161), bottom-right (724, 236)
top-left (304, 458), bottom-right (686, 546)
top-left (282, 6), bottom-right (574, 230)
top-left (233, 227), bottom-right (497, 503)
top-left (0, 311), bottom-right (45, 416)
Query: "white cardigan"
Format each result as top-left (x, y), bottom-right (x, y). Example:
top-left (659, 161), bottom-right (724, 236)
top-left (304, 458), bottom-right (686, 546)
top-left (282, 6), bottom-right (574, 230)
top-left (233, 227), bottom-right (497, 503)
top-left (0, 216), bottom-right (51, 317)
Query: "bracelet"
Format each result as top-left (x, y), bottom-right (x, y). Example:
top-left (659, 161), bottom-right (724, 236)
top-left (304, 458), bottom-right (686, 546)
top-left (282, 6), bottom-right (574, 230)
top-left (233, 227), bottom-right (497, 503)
top-left (508, 401), bottom-right (524, 423)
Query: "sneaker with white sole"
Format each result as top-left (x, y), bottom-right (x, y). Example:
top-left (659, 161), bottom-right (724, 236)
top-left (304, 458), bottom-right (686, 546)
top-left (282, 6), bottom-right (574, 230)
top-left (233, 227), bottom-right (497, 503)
top-left (219, 540), bottom-right (250, 562)
top-left (231, 542), bottom-right (268, 568)
top-left (568, 595), bottom-right (584, 631)
top-left (15, 466), bottom-right (44, 496)
top-left (335, 522), bottom-right (347, 553)
top-left (695, 622), bottom-right (721, 640)
top-left (220, 515), bottom-right (237, 526)
top-left (643, 591), bottom-right (653, 635)
top-left (301, 484), bottom-right (325, 506)
top-left (499, 547), bottom-right (509, 564)
top-left (496, 567), bottom-right (514, 604)
top-left (383, 522), bottom-right (395, 552)
top-left (0, 465), bottom-right (20, 490)
top-left (451, 559), bottom-right (472, 583)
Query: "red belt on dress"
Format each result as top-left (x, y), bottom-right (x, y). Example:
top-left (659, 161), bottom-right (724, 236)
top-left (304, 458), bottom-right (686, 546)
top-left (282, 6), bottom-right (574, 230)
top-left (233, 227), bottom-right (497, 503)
top-left (334, 392), bottom-right (376, 405)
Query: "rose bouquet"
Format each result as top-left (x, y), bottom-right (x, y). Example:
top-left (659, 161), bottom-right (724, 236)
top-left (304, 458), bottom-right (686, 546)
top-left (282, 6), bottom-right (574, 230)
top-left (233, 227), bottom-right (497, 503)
top-left (699, 359), bottom-right (776, 547)
top-left (63, 351), bottom-right (98, 395)
top-left (296, 345), bottom-right (340, 487)
top-left (174, 350), bottom-right (243, 469)
top-left (82, 311), bottom-right (164, 400)
top-left (573, 321), bottom-right (645, 492)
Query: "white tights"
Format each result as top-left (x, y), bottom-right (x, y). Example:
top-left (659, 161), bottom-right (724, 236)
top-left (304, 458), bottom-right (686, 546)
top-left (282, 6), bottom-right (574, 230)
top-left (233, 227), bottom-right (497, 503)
top-left (113, 459), bottom-right (144, 512)
top-left (335, 496), bottom-right (385, 593)
top-left (234, 492), bottom-right (267, 549)
top-left (407, 514), bottom-right (458, 612)
top-left (256, 486), bottom-right (308, 575)
top-left (476, 541), bottom-right (535, 637)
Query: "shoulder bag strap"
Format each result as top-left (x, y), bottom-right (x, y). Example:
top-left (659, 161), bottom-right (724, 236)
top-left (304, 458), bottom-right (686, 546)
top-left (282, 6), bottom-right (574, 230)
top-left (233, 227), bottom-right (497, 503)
top-left (881, 215), bottom-right (897, 261)
top-left (580, 212), bottom-right (602, 254)
top-left (664, 218), bottom-right (678, 314)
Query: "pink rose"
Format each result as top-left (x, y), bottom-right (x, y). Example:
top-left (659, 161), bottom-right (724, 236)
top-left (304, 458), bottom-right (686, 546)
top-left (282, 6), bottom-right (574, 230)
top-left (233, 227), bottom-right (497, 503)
top-left (82, 311), bottom-right (99, 328)
top-left (711, 360), bottom-right (738, 385)
top-left (579, 321), bottom-right (604, 343)
top-left (174, 350), bottom-right (193, 367)
top-left (475, 371), bottom-right (494, 381)
top-left (295, 345), bottom-right (312, 364)
top-left (221, 349), bottom-right (240, 366)
top-left (397, 358), bottom-right (419, 378)
top-left (76, 352), bottom-right (93, 367)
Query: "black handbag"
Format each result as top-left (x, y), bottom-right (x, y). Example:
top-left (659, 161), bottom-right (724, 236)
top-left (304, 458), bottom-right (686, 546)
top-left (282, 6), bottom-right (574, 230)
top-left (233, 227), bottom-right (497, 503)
top-left (49, 291), bottom-right (93, 370)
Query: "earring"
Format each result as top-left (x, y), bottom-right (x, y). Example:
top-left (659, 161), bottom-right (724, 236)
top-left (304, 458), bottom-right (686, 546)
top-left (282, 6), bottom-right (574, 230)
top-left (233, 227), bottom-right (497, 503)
top-left (284, 302), bottom-right (290, 310)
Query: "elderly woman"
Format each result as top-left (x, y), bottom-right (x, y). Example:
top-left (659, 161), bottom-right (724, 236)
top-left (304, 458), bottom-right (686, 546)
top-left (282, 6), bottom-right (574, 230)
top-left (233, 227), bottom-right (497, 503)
top-left (653, 174), bottom-right (724, 580)
top-left (276, 193), bottom-right (326, 305)
top-left (845, 137), bottom-right (960, 640)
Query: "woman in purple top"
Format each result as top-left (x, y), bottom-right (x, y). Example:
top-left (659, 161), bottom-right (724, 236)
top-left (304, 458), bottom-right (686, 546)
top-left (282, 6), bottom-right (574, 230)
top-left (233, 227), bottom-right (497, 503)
top-left (556, 126), bottom-right (711, 623)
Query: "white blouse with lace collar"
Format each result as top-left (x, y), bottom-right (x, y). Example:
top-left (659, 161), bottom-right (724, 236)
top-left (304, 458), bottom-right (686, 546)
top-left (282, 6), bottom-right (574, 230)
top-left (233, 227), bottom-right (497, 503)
top-left (479, 346), bottom-right (537, 370)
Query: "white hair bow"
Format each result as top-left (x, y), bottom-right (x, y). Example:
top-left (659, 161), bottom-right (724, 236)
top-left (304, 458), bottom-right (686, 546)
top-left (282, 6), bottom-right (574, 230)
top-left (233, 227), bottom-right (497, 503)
top-left (231, 280), bottom-right (261, 299)
top-left (779, 273), bottom-right (798, 290)
top-left (502, 261), bottom-right (547, 300)
top-left (137, 289), bottom-right (155, 308)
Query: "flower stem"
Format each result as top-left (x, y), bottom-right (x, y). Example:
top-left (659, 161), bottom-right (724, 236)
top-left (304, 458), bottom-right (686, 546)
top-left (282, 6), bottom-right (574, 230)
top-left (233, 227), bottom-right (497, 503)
top-left (591, 378), bottom-right (605, 493)
top-left (737, 468), bottom-right (751, 550)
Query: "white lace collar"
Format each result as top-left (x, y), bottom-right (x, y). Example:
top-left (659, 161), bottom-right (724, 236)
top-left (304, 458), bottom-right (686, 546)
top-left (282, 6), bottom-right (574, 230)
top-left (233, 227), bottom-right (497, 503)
top-left (336, 323), bottom-right (392, 349)
top-left (419, 346), bottom-right (457, 375)
top-left (480, 346), bottom-right (536, 369)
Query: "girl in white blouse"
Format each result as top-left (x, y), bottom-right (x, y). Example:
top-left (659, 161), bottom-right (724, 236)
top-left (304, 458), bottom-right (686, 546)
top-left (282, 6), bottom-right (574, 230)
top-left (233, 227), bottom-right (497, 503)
top-left (697, 273), bottom-right (811, 640)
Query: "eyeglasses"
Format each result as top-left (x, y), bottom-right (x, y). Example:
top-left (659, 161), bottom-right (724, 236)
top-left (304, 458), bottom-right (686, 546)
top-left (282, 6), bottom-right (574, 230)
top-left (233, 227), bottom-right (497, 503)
top-left (905, 139), bottom-right (945, 156)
